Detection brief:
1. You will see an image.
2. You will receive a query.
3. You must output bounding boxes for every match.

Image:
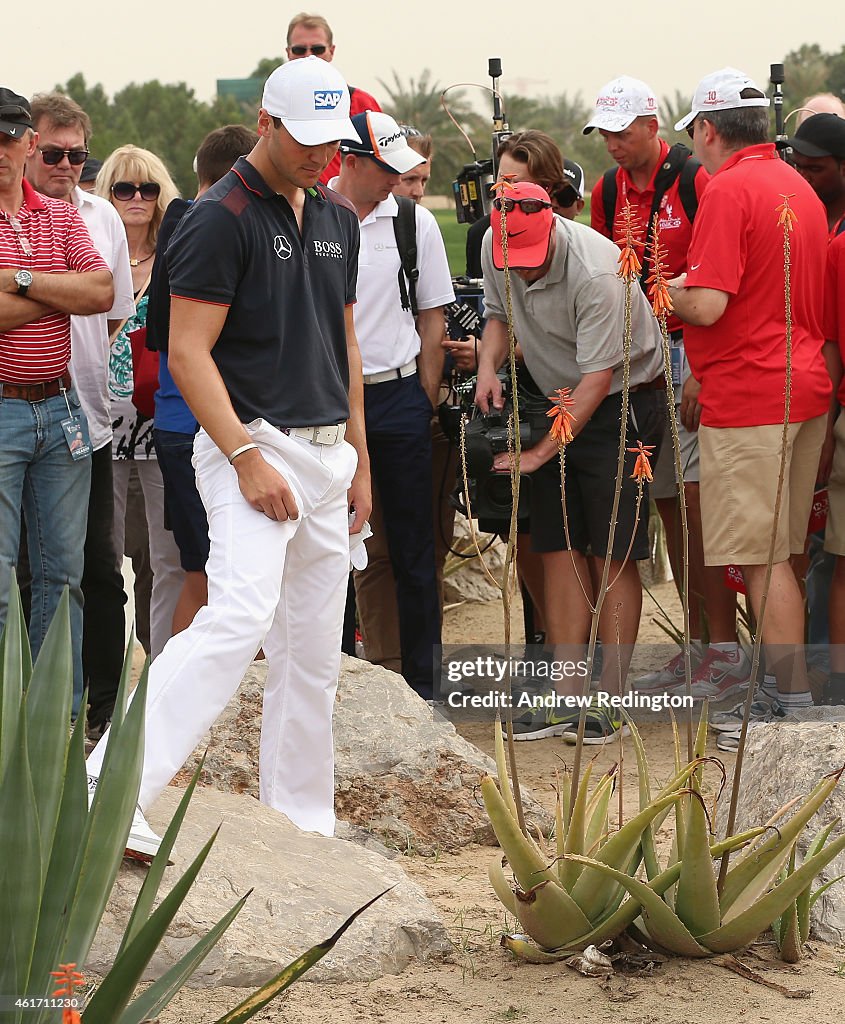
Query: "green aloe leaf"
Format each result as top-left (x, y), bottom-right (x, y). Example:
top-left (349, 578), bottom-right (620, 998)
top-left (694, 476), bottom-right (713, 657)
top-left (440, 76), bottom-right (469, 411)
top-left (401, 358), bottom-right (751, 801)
top-left (82, 828), bottom-right (223, 1024)
top-left (699, 832), bottom-right (845, 953)
top-left (565, 854), bottom-right (710, 957)
top-left (489, 858), bottom-right (518, 916)
top-left (24, 590), bottom-right (73, 873)
top-left (212, 888), bottom-right (391, 1024)
top-left (513, 880), bottom-right (593, 951)
top-left (501, 933), bottom-right (572, 963)
top-left (493, 719), bottom-right (519, 821)
top-left (59, 669), bottom-right (148, 968)
top-left (482, 776), bottom-right (556, 892)
top-left (116, 754), bottom-right (207, 960)
top-left (674, 788), bottom-right (721, 936)
top-left (0, 572), bottom-right (27, 784)
top-left (118, 891), bottom-right (251, 1024)
top-left (561, 760), bottom-right (594, 891)
top-left (585, 770), bottom-right (616, 855)
top-left (797, 819), bottom-right (839, 944)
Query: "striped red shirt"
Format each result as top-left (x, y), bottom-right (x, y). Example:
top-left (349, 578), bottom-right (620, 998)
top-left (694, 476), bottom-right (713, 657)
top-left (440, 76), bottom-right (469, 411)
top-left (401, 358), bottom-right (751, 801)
top-left (0, 179), bottom-right (109, 383)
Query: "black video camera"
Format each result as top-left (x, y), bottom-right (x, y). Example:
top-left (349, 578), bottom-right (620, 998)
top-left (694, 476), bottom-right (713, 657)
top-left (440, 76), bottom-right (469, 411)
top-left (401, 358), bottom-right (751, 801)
top-left (449, 370), bottom-right (549, 521)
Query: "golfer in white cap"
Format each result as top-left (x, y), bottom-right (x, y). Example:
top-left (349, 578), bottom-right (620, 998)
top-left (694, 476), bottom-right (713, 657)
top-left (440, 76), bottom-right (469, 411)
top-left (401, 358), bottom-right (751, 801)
top-left (86, 57), bottom-right (372, 856)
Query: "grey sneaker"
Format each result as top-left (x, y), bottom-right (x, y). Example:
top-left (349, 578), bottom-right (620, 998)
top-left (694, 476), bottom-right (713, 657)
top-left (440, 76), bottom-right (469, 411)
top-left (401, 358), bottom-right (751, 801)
top-left (710, 698), bottom-right (786, 733)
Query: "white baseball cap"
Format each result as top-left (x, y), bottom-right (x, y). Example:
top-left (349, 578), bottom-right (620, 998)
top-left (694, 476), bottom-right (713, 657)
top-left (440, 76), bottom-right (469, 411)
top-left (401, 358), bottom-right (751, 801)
top-left (261, 56), bottom-right (361, 146)
top-left (583, 76), bottom-right (658, 134)
top-left (339, 111), bottom-right (426, 174)
top-left (674, 67), bottom-right (770, 131)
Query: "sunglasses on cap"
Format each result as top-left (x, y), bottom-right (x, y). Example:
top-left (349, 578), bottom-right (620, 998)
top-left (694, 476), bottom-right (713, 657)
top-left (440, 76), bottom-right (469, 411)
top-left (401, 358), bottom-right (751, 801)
top-left (493, 196), bottom-right (552, 214)
top-left (111, 181), bottom-right (161, 202)
top-left (290, 44), bottom-right (328, 55)
top-left (38, 146), bottom-right (89, 166)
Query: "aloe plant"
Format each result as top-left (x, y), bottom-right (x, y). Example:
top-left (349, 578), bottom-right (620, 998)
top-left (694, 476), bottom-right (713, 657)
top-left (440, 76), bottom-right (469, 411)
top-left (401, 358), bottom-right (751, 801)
top-left (485, 713), bottom-right (845, 960)
top-left (0, 576), bottom-right (385, 1022)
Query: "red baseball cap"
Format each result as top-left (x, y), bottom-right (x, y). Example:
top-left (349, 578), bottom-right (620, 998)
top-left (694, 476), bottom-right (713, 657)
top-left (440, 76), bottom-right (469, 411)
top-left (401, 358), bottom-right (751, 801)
top-left (491, 182), bottom-right (554, 270)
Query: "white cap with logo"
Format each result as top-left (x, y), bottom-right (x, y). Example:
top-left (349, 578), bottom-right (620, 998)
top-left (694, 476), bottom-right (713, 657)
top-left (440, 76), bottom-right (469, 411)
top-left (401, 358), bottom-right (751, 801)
top-left (339, 111), bottom-right (426, 174)
top-left (262, 56), bottom-right (361, 146)
top-left (674, 67), bottom-right (770, 131)
top-left (583, 76), bottom-right (659, 134)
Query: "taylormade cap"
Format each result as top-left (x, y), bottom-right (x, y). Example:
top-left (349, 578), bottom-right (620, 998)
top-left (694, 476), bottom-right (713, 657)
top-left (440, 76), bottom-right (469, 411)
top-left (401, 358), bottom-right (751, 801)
top-left (491, 182), bottom-right (554, 271)
top-left (781, 112), bottom-right (845, 159)
top-left (339, 111), bottom-right (426, 174)
top-left (261, 57), bottom-right (360, 146)
top-left (583, 76), bottom-right (658, 134)
top-left (0, 88), bottom-right (32, 139)
top-left (674, 67), bottom-right (770, 131)
top-left (563, 158), bottom-right (586, 199)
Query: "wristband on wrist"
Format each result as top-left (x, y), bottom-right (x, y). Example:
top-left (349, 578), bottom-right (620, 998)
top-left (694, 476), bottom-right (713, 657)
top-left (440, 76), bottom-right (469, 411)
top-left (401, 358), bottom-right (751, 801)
top-left (227, 442), bottom-right (259, 464)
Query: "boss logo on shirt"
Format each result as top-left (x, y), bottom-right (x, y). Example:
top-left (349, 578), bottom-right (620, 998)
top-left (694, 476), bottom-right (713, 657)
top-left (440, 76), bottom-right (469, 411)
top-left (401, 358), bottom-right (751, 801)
top-left (314, 90), bottom-right (343, 109)
top-left (313, 239), bottom-right (344, 258)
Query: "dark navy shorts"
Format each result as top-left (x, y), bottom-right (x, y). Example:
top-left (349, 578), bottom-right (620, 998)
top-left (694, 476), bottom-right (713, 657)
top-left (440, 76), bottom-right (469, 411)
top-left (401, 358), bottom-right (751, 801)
top-left (153, 428), bottom-right (210, 572)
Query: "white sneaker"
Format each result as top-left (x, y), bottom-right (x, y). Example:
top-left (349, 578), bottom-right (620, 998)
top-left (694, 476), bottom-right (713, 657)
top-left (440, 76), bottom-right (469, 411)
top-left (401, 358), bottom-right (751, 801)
top-left (87, 775), bottom-right (162, 861)
top-left (687, 646), bottom-right (751, 702)
top-left (710, 698), bottom-right (786, 733)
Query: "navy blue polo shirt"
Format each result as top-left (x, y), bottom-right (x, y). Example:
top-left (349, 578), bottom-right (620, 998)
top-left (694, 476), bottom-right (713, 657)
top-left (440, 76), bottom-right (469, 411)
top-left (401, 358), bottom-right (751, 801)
top-left (166, 157), bottom-right (359, 427)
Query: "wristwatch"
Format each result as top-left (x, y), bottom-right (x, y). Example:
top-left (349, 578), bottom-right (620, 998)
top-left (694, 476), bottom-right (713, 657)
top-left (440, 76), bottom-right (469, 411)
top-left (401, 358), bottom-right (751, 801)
top-left (14, 269), bottom-right (33, 297)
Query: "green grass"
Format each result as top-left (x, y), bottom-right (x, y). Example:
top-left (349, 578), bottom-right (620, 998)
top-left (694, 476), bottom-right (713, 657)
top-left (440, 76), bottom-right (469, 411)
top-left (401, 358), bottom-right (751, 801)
top-left (432, 208), bottom-right (469, 277)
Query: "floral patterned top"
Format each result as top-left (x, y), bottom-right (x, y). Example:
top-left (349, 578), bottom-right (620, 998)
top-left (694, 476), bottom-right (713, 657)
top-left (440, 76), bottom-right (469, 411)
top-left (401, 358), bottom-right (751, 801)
top-left (109, 292), bottom-right (155, 460)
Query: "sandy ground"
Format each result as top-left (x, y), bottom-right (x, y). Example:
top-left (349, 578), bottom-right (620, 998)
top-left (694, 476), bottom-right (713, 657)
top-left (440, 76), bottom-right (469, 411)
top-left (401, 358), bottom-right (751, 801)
top-left (156, 583), bottom-right (845, 1024)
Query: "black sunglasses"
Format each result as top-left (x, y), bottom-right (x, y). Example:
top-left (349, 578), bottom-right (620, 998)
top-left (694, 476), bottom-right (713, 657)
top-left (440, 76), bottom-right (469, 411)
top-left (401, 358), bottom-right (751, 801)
top-left (111, 181), bottom-right (161, 202)
top-left (686, 118), bottom-right (698, 140)
top-left (290, 44), bottom-right (328, 55)
top-left (38, 146), bottom-right (89, 166)
top-left (493, 196), bottom-right (551, 214)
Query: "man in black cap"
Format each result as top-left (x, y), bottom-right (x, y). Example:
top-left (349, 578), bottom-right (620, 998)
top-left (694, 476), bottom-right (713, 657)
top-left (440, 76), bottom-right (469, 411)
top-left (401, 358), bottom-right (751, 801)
top-left (783, 112), bottom-right (845, 236)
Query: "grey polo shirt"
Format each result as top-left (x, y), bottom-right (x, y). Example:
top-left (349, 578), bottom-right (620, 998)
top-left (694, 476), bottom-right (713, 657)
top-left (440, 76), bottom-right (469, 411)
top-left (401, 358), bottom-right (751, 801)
top-left (482, 217), bottom-right (663, 397)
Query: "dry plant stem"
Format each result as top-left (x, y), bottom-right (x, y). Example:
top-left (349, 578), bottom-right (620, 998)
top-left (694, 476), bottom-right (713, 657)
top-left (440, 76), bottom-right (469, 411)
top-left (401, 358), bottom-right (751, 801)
top-left (655, 313), bottom-right (694, 760)
top-left (558, 449), bottom-right (595, 609)
top-left (568, 272), bottom-right (634, 821)
top-left (615, 606), bottom-right (624, 830)
top-left (717, 200), bottom-right (795, 893)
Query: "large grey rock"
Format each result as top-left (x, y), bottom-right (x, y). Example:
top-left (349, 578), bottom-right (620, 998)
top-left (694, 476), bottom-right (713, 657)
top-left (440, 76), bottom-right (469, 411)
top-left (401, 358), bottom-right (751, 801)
top-left (442, 517), bottom-right (506, 605)
top-left (177, 657), bottom-right (550, 855)
top-left (726, 720), bottom-right (845, 943)
top-left (86, 787), bottom-right (450, 986)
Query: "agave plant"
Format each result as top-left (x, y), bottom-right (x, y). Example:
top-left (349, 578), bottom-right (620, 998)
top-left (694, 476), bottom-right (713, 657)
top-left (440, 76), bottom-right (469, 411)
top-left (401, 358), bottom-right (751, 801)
top-left (485, 711), bottom-right (845, 961)
top-left (0, 577), bottom-right (384, 1023)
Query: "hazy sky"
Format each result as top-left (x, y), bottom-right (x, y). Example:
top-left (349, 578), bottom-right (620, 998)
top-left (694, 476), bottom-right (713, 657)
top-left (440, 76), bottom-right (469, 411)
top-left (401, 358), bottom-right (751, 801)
top-left (8, 1), bottom-right (844, 130)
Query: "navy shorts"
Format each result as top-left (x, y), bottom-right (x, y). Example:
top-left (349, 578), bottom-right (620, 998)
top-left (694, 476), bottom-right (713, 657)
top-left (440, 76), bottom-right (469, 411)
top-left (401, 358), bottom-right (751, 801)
top-left (153, 428), bottom-right (210, 572)
top-left (530, 389), bottom-right (664, 558)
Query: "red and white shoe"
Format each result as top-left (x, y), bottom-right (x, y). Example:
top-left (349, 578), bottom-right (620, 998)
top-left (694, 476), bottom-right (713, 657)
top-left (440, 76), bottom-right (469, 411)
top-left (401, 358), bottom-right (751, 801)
top-left (687, 647), bottom-right (751, 702)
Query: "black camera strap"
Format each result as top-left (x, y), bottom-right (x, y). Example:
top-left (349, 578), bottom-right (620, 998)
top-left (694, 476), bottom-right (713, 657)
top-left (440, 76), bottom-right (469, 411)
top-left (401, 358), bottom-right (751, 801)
top-left (393, 195), bottom-right (419, 316)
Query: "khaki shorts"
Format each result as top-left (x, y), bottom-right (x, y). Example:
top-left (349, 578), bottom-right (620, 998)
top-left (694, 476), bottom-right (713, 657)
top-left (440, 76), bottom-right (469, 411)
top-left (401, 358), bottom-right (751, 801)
top-left (651, 403), bottom-right (700, 499)
top-left (825, 412), bottom-right (845, 556)
top-left (699, 415), bottom-right (825, 566)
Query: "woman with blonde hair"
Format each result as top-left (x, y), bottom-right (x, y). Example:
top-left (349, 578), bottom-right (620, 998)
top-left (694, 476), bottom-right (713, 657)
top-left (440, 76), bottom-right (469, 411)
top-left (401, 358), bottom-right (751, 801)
top-left (96, 145), bottom-right (183, 662)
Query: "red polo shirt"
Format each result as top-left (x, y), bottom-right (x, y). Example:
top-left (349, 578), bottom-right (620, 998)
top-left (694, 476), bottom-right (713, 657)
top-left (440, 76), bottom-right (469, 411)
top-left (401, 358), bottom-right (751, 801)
top-left (683, 144), bottom-right (830, 428)
top-left (0, 179), bottom-right (108, 384)
top-left (319, 86), bottom-right (382, 185)
top-left (824, 231), bottom-right (845, 405)
top-left (591, 139), bottom-right (710, 332)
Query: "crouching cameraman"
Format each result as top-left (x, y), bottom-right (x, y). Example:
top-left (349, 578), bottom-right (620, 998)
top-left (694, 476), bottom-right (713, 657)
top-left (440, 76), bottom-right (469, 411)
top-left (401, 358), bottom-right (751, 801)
top-left (475, 182), bottom-right (664, 743)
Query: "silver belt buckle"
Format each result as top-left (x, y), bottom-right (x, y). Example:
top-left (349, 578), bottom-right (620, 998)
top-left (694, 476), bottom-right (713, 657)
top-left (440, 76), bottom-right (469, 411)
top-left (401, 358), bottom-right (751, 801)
top-left (310, 424), bottom-right (341, 445)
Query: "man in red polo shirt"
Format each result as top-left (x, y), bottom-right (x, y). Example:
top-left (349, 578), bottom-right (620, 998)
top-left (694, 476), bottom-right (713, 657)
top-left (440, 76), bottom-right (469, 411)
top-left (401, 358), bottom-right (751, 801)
top-left (669, 67), bottom-right (831, 715)
top-left (0, 87), bottom-right (114, 714)
top-left (585, 76), bottom-right (748, 700)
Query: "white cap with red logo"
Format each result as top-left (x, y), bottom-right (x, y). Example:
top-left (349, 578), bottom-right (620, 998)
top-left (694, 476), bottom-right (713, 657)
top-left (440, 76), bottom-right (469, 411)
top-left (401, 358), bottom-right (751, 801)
top-left (674, 67), bottom-right (770, 131)
top-left (582, 76), bottom-right (658, 134)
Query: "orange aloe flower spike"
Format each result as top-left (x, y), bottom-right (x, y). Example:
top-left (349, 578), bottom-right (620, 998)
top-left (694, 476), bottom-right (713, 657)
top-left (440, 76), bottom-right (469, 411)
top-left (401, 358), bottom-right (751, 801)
top-left (776, 193), bottom-right (798, 231)
top-left (627, 440), bottom-right (655, 483)
top-left (646, 217), bottom-right (674, 317)
top-left (615, 200), bottom-right (644, 281)
top-left (546, 387), bottom-right (577, 446)
top-left (52, 962), bottom-right (84, 1023)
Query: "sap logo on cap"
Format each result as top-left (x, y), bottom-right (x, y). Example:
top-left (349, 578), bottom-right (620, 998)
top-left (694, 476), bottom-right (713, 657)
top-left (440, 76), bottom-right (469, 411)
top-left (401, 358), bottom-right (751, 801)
top-left (314, 90), bottom-right (344, 110)
top-left (274, 235), bottom-right (293, 260)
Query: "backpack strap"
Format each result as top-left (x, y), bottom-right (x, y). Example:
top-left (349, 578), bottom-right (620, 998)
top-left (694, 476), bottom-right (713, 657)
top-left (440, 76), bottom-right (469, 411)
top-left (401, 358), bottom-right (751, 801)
top-left (638, 143), bottom-right (700, 289)
top-left (393, 195), bottom-right (419, 316)
top-left (601, 168), bottom-right (617, 240)
top-left (677, 153), bottom-right (702, 226)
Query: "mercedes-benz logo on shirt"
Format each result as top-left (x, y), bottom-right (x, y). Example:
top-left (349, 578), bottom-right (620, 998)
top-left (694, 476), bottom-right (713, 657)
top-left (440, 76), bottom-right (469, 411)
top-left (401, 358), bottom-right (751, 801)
top-left (274, 234), bottom-right (292, 260)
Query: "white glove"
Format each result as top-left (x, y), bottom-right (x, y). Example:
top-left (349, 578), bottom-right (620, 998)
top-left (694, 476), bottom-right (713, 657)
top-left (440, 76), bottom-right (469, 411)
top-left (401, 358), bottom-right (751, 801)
top-left (349, 514), bottom-right (373, 571)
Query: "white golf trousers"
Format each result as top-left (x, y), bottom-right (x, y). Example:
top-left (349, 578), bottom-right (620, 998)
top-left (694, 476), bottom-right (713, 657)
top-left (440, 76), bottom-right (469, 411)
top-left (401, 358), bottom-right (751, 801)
top-left (88, 419), bottom-right (358, 836)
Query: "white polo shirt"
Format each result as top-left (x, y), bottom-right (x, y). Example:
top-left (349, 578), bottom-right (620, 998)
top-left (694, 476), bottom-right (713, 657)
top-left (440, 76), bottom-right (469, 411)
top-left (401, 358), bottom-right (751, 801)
top-left (69, 188), bottom-right (135, 451)
top-left (329, 183), bottom-right (454, 375)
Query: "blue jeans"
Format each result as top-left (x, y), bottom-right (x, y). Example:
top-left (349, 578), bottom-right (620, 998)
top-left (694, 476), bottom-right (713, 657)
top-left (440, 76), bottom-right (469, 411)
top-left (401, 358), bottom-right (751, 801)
top-left (0, 387), bottom-right (91, 714)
